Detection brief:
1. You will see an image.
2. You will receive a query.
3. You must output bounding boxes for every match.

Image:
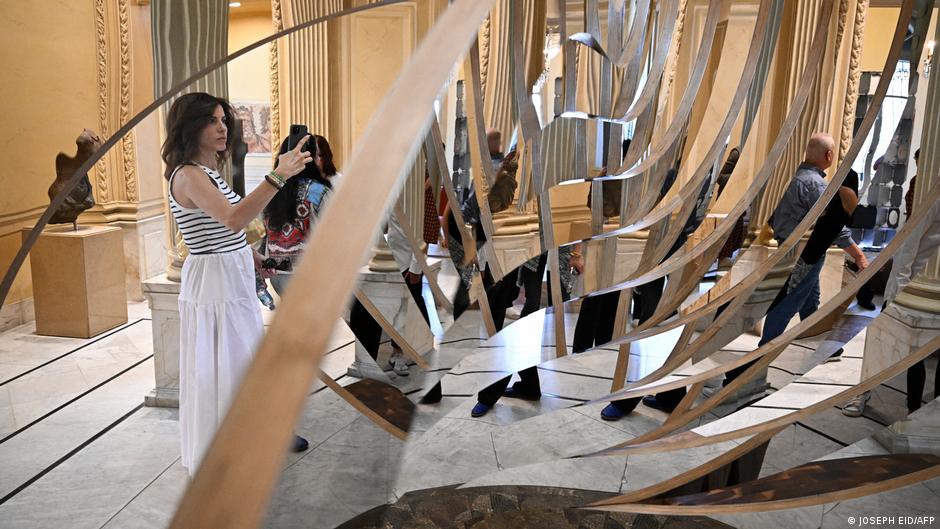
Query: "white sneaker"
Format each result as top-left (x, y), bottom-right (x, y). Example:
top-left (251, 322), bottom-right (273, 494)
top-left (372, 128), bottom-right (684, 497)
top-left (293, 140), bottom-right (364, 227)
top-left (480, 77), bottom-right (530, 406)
top-left (842, 391), bottom-right (871, 417)
top-left (389, 354), bottom-right (410, 376)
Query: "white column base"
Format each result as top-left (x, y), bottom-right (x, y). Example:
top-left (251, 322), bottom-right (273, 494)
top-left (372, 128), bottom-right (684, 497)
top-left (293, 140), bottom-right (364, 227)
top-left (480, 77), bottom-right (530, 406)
top-left (141, 274), bottom-right (181, 408)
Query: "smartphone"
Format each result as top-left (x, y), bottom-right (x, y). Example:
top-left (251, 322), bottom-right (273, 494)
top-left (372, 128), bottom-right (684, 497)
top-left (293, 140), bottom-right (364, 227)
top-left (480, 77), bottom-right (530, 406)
top-left (287, 124), bottom-right (309, 152)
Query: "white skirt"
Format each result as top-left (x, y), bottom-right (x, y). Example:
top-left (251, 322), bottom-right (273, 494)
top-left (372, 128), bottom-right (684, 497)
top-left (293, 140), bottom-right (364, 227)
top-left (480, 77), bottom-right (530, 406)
top-left (178, 245), bottom-right (262, 475)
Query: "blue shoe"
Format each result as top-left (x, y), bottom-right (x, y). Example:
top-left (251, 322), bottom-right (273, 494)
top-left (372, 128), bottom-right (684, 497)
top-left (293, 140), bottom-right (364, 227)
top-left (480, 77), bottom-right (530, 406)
top-left (471, 402), bottom-right (492, 417)
top-left (600, 403), bottom-right (625, 421)
top-left (292, 435), bottom-right (309, 452)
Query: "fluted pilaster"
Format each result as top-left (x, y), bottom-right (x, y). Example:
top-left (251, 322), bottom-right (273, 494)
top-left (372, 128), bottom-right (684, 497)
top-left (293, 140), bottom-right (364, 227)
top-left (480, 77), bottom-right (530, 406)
top-left (151, 0), bottom-right (230, 280)
top-left (896, 19), bottom-right (940, 312)
top-left (749, 0), bottom-right (845, 236)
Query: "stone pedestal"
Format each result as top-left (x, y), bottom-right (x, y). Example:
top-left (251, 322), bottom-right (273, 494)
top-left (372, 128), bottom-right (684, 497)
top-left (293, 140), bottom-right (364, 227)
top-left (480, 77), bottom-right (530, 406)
top-left (141, 274), bottom-right (181, 408)
top-left (861, 303), bottom-right (940, 381)
top-left (109, 214), bottom-right (166, 302)
top-left (347, 265), bottom-right (437, 379)
top-left (24, 225), bottom-right (128, 338)
top-left (492, 213), bottom-right (540, 273)
top-left (368, 237), bottom-right (401, 272)
top-left (875, 399), bottom-right (940, 456)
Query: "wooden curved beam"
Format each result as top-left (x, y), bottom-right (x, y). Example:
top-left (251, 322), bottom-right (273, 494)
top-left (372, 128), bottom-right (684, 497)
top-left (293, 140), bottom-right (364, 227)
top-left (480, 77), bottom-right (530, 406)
top-left (558, 0), bottom-right (722, 178)
top-left (426, 119), bottom-right (497, 336)
top-left (353, 288), bottom-right (429, 370)
top-left (318, 375), bottom-right (413, 440)
top-left (535, 3), bottom-right (912, 452)
top-left (586, 178), bottom-right (938, 453)
top-left (509, 0), bottom-right (566, 357)
top-left (614, 0), bottom-right (679, 122)
top-left (590, 0), bottom-right (914, 399)
top-left (166, 2), bottom-right (495, 528)
top-left (588, 331), bottom-right (940, 457)
top-left (583, 426), bottom-right (784, 504)
top-left (587, 454), bottom-right (940, 515)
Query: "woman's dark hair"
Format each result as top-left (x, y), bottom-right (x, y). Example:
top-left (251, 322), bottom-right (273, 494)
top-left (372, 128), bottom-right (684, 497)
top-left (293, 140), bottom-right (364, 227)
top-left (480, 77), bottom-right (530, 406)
top-left (161, 92), bottom-right (236, 179)
top-left (313, 135), bottom-right (338, 177)
top-left (264, 136), bottom-right (333, 231)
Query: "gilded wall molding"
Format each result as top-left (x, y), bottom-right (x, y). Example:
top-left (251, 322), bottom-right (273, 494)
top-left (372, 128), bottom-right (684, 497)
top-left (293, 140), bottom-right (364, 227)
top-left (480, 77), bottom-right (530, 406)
top-left (0, 206), bottom-right (48, 239)
top-left (92, 0), bottom-right (139, 204)
top-left (658, 0), bottom-right (689, 126)
top-left (480, 15), bottom-right (491, 94)
top-left (839, 1), bottom-right (868, 160)
top-left (94, 0), bottom-right (111, 203)
top-left (119, 0), bottom-right (138, 202)
top-left (270, 0), bottom-right (284, 156)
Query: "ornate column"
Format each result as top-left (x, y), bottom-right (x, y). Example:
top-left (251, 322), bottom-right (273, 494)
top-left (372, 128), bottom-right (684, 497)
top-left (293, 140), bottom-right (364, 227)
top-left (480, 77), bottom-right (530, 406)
top-left (478, 0), bottom-right (546, 146)
top-left (275, 0), bottom-right (341, 148)
top-left (151, 0), bottom-right (231, 281)
top-left (895, 23), bottom-right (940, 314)
top-left (143, 0), bottom-right (230, 407)
top-left (835, 0), bottom-right (869, 164)
top-left (861, 18), bottom-right (940, 408)
top-left (748, 0), bottom-right (851, 239)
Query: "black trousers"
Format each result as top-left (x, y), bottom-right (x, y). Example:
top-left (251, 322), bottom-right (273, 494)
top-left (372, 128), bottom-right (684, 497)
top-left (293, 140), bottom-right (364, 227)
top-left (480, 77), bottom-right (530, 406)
top-left (427, 266), bottom-right (518, 403)
top-left (572, 292), bottom-right (621, 353)
top-left (476, 261), bottom-right (570, 406)
top-left (723, 280), bottom-right (791, 387)
top-left (477, 366), bottom-right (541, 405)
top-left (349, 270), bottom-right (431, 361)
top-left (611, 275), bottom-right (686, 413)
top-left (908, 353), bottom-right (940, 412)
top-left (520, 254), bottom-right (548, 317)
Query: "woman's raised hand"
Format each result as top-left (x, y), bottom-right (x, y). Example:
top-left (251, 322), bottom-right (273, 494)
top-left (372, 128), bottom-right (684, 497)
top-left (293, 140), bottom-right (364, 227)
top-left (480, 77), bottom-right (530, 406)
top-left (276, 135), bottom-right (313, 179)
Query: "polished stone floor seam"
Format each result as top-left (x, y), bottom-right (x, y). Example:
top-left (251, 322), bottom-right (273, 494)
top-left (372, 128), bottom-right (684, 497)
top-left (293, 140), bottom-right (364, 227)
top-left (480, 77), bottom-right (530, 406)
top-left (491, 433), bottom-right (504, 471)
top-left (617, 458), bottom-right (629, 493)
top-left (791, 422), bottom-right (850, 448)
top-left (0, 360), bottom-right (161, 501)
top-left (538, 365), bottom-right (615, 381)
top-left (281, 417), bottom-right (360, 474)
top-left (95, 455), bottom-right (181, 529)
top-left (0, 403), bottom-right (144, 506)
top-left (0, 318), bottom-right (149, 387)
top-left (0, 354), bottom-right (153, 445)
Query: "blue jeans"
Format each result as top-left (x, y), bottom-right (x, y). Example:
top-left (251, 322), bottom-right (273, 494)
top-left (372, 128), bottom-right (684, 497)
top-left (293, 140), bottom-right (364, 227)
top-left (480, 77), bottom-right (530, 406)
top-left (759, 258), bottom-right (824, 346)
top-left (724, 258), bottom-right (824, 387)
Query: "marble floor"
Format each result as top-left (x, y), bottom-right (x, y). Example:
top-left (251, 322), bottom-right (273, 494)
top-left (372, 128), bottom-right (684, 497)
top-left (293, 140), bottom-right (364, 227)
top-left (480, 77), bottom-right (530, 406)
top-left (0, 268), bottom-right (938, 528)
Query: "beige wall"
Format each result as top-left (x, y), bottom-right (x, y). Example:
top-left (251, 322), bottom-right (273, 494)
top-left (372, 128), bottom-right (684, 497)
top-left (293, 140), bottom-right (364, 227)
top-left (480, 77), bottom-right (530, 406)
top-left (861, 8), bottom-right (900, 72)
top-left (0, 1), bottom-right (100, 304)
top-left (229, 12), bottom-right (274, 102)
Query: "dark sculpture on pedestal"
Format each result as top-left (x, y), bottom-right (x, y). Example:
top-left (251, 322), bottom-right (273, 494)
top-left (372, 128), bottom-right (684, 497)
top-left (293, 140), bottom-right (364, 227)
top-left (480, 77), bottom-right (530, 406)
top-left (48, 129), bottom-right (102, 228)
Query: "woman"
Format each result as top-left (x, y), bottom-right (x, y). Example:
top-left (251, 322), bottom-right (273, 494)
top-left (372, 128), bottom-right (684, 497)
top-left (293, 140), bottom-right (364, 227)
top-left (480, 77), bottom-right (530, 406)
top-left (263, 134), bottom-right (340, 289)
top-left (163, 92), bottom-right (312, 476)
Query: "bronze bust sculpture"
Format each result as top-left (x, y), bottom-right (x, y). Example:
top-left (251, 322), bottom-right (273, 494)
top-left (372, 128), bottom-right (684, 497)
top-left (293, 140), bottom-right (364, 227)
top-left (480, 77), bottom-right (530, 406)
top-left (48, 129), bottom-right (102, 228)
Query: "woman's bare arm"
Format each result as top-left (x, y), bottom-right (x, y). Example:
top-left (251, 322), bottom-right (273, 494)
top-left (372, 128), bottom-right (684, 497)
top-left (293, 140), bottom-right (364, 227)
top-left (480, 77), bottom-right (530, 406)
top-left (172, 136), bottom-right (312, 232)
